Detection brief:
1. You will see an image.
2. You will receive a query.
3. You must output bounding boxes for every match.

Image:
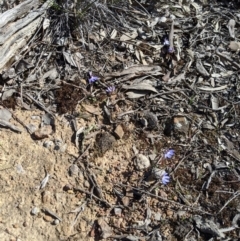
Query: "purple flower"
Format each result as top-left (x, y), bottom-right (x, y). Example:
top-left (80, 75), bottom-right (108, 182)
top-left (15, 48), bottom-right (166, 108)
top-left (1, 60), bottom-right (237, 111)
top-left (161, 171), bottom-right (170, 185)
top-left (106, 86), bottom-right (115, 93)
top-left (163, 38), bottom-right (170, 46)
top-left (168, 46), bottom-right (174, 53)
top-left (164, 149), bottom-right (175, 159)
top-left (89, 76), bottom-right (99, 84)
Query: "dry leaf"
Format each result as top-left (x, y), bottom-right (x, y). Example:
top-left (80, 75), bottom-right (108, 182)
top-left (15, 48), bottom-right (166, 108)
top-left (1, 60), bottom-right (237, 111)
top-left (122, 83), bottom-right (158, 93)
top-left (126, 91), bottom-right (148, 99)
top-left (110, 29), bottom-right (117, 39)
top-left (120, 31), bottom-right (138, 41)
top-left (82, 104), bottom-right (101, 115)
top-left (227, 19), bottom-right (236, 38)
top-left (104, 65), bottom-right (162, 80)
top-left (198, 85), bottom-right (228, 91)
top-left (43, 18), bottom-right (50, 30)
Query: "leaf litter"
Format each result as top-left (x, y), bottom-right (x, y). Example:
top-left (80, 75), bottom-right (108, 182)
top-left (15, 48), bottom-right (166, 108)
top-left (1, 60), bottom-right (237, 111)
top-left (1, 0), bottom-right (240, 240)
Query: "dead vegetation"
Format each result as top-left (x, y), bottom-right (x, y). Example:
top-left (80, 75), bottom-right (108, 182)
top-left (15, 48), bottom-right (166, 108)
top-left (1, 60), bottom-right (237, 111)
top-left (0, 0), bottom-right (240, 240)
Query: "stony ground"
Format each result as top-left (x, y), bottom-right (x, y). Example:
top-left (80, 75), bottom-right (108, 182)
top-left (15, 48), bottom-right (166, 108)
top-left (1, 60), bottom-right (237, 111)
top-left (1, 0), bottom-right (240, 241)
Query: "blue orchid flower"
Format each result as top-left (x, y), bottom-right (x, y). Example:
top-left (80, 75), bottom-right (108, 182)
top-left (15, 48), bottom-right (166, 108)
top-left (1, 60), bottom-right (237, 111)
top-left (89, 76), bottom-right (99, 84)
top-left (106, 86), bottom-right (115, 93)
top-left (164, 149), bottom-right (175, 159)
top-left (161, 171), bottom-right (170, 185)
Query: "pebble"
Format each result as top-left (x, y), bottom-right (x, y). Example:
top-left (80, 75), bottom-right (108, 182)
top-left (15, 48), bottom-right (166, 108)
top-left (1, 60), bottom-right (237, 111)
top-left (173, 116), bottom-right (189, 134)
top-left (135, 154), bottom-right (150, 170)
top-left (16, 163), bottom-right (25, 174)
top-left (63, 184), bottom-right (73, 192)
top-left (114, 207), bottom-right (122, 216)
top-left (121, 196), bottom-right (130, 206)
top-left (114, 125), bottom-right (124, 139)
top-left (59, 143), bottom-right (67, 152)
top-left (154, 212), bottom-right (162, 221)
top-left (98, 218), bottom-right (113, 239)
top-left (43, 215), bottom-right (53, 222)
top-left (12, 223), bottom-right (19, 228)
top-left (54, 138), bottom-right (67, 152)
top-left (53, 219), bottom-right (60, 225)
top-left (148, 153), bottom-right (157, 162)
top-left (143, 111), bottom-right (158, 129)
top-left (23, 221), bottom-right (28, 227)
top-left (96, 132), bottom-right (116, 154)
top-left (31, 115), bottom-right (41, 120)
top-left (84, 180), bottom-right (90, 188)
top-left (152, 168), bottom-right (165, 179)
top-left (27, 124), bottom-right (38, 133)
top-left (43, 140), bottom-right (54, 148)
top-left (31, 207), bottom-right (40, 215)
top-left (42, 190), bottom-right (51, 204)
top-left (68, 164), bottom-right (79, 176)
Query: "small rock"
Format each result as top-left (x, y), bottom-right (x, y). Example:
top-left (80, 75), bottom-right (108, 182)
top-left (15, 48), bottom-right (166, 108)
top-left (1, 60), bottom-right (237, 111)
top-left (43, 215), bottom-right (53, 222)
top-left (31, 115), bottom-right (41, 120)
top-left (173, 116), bottom-right (189, 134)
top-left (23, 221), bottom-right (28, 227)
top-left (114, 125), bottom-right (124, 139)
top-left (143, 111), bottom-right (158, 129)
top-left (152, 168), bottom-right (165, 179)
top-left (12, 223), bottom-right (19, 228)
top-left (43, 140), bottom-right (54, 148)
top-left (68, 164), bottom-right (79, 176)
top-left (229, 41), bottom-right (240, 51)
top-left (149, 154), bottom-right (157, 162)
top-left (31, 207), bottom-right (40, 215)
top-left (114, 207), bottom-right (122, 216)
top-left (53, 219), bottom-right (60, 225)
top-left (42, 190), bottom-right (51, 204)
top-left (121, 196), bottom-right (130, 206)
top-left (97, 217), bottom-right (112, 239)
top-left (135, 154), bottom-right (150, 170)
top-left (84, 180), bottom-right (90, 188)
top-left (63, 184), bottom-right (73, 192)
top-left (154, 212), bottom-right (162, 221)
top-left (54, 138), bottom-right (66, 151)
top-left (59, 143), bottom-right (67, 153)
top-left (27, 124), bottom-right (38, 133)
top-left (96, 132), bottom-right (116, 154)
top-left (16, 163), bottom-right (25, 174)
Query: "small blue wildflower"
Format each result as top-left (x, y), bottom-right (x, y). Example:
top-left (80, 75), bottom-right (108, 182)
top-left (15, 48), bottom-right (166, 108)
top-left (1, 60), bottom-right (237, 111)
top-left (163, 38), bottom-right (170, 46)
top-left (161, 171), bottom-right (170, 185)
top-left (106, 86), bottom-right (115, 93)
top-left (168, 46), bottom-right (174, 53)
top-left (164, 149), bottom-right (175, 159)
top-left (89, 76), bottom-right (99, 84)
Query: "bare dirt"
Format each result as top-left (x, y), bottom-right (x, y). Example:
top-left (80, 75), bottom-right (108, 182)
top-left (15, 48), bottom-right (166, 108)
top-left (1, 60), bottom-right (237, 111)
top-left (0, 108), bottom-right (137, 241)
top-left (2, 0), bottom-right (240, 240)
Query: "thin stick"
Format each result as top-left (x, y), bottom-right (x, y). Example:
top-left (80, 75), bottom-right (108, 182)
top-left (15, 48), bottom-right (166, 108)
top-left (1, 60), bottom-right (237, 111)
top-left (73, 186), bottom-right (112, 208)
top-left (119, 183), bottom-right (212, 215)
top-left (169, 20), bottom-right (174, 52)
top-left (218, 191), bottom-right (240, 214)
